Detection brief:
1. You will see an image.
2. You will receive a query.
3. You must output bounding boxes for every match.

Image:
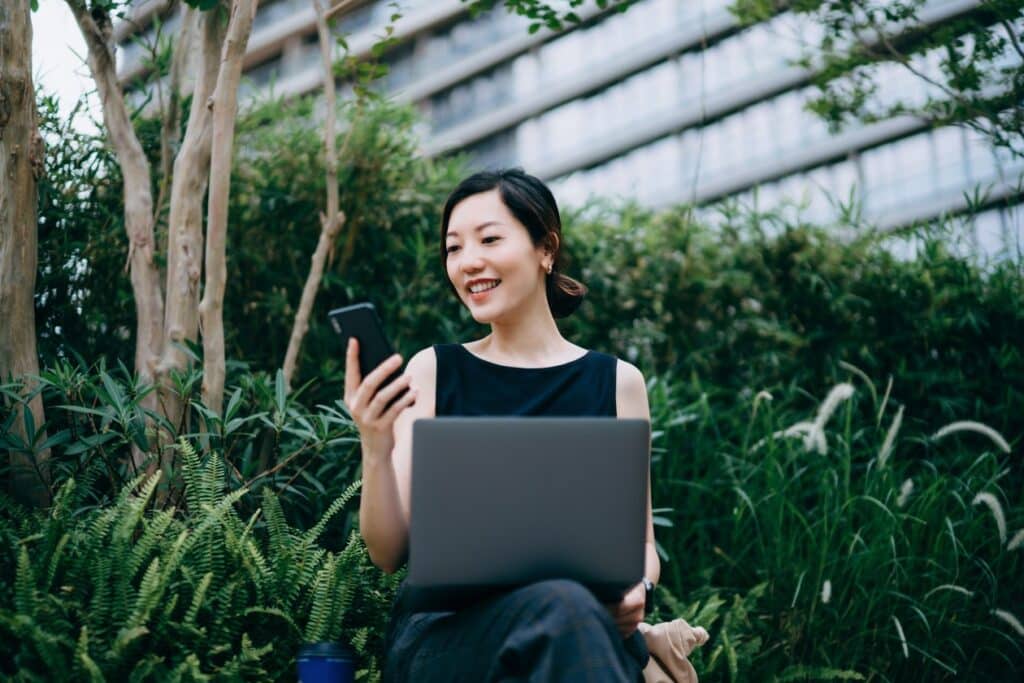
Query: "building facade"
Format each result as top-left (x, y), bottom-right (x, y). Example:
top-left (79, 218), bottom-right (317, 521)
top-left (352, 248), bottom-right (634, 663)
top-left (117, 0), bottom-right (1022, 257)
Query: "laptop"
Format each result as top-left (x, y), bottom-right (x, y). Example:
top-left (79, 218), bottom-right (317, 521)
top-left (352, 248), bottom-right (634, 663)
top-left (407, 417), bottom-right (649, 611)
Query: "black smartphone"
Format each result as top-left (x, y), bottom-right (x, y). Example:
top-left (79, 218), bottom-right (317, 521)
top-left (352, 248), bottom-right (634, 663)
top-left (328, 302), bottom-right (405, 400)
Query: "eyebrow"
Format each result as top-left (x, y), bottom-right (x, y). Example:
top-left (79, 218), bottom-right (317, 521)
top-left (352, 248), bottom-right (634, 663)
top-left (446, 221), bottom-right (500, 239)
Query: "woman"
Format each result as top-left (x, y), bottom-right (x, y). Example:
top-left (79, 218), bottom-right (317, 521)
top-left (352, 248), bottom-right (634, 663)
top-left (344, 168), bottom-right (659, 681)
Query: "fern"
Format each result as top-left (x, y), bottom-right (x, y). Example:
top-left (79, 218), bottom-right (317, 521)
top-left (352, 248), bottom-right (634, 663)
top-left (303, 555), bottom-right (337, 643)
top-left (328, 531), bottom-right (365, 640)
top-left (127, 507), bottom-right (178, 581)
top-left (126, 556), bottom-right (162, 629)
top-left (43, 532), bottom-right (70, 592)
top-left (86, 550), bottom-right (114, 641)
top-left (184, 572), bottom-right (213, 626)
top-left (261, 487), bottom-right (291, 560)
top-left (15, 545), bottom-right (36, 618)
top-left (301, 479), bottom-right (361, 547)
top-left (112, 472), bottom-right (160, 546)
top-left (180, 438), bottom-right (206, 517)
top-left (74, 626), bottom-right (106, 683)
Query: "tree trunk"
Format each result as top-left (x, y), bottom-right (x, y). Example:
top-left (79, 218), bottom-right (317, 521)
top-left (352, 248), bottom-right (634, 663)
top-left (199, 0), bottom-right (259, 416)
top-left (67, 1), bottom-right (164, 470)
top-left (153, 2), bottom-right (195, 225)
top-left (158, 9), bottom-right (224, 437)
top-left (0, 0), bottom-right (49, 506)
top-left (281, 0), bottom-right (347, 389)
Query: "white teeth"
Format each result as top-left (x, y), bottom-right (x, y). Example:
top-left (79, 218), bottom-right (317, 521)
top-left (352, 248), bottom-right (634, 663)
top-left (469, 280), bottom-right (500, 294)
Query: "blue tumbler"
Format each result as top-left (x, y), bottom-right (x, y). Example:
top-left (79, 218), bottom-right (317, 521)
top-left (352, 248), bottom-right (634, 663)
top-left (296, 642), bottom-right (355, 683)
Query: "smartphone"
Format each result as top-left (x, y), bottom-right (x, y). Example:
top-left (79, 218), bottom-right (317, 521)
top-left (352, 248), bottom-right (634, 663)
top-left (328, 302), bottom-right (405, 402)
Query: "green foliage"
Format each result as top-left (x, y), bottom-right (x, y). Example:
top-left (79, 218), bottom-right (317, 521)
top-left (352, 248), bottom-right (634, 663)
top-left (647, 367), bottom-right (1022, 679)
top-left (0, 440), bottom-right (398, 681)
top-left (462, 0), bottom-right (639, 33)
top-left (560, 200), bottom-right (1024, 445)
top-left (35, 94), bottom-right (134, 367)
top-left (730, 0), bottom-right (1024, 157)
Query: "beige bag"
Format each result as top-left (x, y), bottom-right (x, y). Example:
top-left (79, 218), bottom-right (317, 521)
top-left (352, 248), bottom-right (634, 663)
top-left (639, 619), bottom-right (709, 683)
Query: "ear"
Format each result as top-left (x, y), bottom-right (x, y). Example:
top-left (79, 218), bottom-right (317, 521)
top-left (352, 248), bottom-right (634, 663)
top-left (540, 233), bottom-right (559, 269)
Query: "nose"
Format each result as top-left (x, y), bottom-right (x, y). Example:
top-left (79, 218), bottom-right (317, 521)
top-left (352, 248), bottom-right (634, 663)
top-left (458, 245), bottom-right (485, 274)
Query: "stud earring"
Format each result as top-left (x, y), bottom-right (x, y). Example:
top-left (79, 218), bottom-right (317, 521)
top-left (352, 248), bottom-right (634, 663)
top-left (546, 264), bottom-right (553, 275)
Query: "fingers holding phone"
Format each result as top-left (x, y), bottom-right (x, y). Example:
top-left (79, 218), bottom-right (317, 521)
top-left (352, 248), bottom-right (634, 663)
top-left (334, 304), bottom-right (417, 460)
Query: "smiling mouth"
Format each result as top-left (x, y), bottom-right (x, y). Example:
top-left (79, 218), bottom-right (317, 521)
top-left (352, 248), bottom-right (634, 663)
top-left (468, 279), bottom-right (501, 294)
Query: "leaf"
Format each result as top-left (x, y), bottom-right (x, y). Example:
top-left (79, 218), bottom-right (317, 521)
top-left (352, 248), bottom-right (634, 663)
top-left (275, 369), bottom-right (287, 414)
top-left (38, 429), bottom-right (72, 452)
top-left (23, 404), bottom-right (36, 447)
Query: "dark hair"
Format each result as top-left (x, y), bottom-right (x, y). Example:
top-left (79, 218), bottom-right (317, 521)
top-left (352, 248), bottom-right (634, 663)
top-left (440, 168), bottom-right (587, 319)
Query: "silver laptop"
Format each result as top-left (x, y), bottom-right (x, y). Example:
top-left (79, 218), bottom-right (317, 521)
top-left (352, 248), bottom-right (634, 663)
top-left (407, 417), bottom-right (649, 611)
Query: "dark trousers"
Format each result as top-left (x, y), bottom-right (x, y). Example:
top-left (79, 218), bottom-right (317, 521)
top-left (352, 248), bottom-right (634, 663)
top-left (383, 579), bottom-right (649, 682)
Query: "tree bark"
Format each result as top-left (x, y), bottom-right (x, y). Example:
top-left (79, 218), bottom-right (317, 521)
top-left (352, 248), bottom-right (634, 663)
top-left (67, 1), bottom-right (164, 470)
top-left (199, 0), bottom-right (259, 415)
top-left (0, 0), bottom-right (49, 506)
top-left (158, 9), bottom-right (224, 436)
top-left (281, 0), bottom-right (348, 389)
top-left (153, 2), bottom-right (194, 225)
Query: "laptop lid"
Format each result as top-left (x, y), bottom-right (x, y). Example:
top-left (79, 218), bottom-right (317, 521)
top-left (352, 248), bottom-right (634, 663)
top-left (408, 417), bottom-right (649, 608)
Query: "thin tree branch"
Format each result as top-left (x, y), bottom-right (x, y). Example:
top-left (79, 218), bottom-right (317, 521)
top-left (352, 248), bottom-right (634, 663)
top-left (154, 3), bottom-right (195, 226)
top-left (325, 0), bottom-right (362, 22)
top-left (999, 18), bottom-right (1024, 62)
top-left (281, 0), bottom-right (349, 388)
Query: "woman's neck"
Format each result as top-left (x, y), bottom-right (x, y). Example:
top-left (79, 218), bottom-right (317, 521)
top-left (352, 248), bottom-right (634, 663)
top-left (474, 298), bottom-right (579, 366)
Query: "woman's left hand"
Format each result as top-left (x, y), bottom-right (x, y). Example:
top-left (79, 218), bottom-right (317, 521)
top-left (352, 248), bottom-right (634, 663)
top-left (605, 581), bottom-right (646, 638)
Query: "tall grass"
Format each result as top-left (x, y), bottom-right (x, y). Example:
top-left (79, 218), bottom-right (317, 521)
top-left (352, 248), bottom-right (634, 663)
top-left (649, 371), bottom-right (1022, 680)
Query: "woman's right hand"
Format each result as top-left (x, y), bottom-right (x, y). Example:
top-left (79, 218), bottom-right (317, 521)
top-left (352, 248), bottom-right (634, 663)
top-left (342, 338), bottom-right (417, 462)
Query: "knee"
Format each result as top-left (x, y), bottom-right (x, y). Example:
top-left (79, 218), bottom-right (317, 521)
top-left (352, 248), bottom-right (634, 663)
top-left (516, 579), bottom-right (608, 625)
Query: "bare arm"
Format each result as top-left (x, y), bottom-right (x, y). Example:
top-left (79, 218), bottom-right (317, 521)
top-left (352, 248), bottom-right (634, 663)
top-left (350, 345), bottom-right (435, 573)
top-left (607, 359), bottom-right (660, 636)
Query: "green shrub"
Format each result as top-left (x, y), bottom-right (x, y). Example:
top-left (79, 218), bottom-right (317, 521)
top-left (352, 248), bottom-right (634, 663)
top-left (0, 439), bottom-right (399, 681)
top-left (647, 371), bottom-right (1022, 680)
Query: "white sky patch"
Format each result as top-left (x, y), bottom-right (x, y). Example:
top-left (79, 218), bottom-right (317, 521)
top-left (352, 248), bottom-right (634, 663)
top-left (32, 1), bottom-right (98, 131)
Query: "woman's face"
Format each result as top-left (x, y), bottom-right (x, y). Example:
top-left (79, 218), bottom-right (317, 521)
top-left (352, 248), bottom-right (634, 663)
top-left (444, 189), bottom-right (552, 323)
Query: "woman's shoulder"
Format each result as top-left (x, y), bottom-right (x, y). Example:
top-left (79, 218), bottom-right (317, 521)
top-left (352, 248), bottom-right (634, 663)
top-left (610, 356), bottom-right (645, 392)
top-left (405, 346), bottom-right (438, 383)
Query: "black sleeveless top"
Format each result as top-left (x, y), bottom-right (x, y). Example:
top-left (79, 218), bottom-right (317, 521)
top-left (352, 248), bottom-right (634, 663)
top-left (433, 343), bottom-right (618, 417)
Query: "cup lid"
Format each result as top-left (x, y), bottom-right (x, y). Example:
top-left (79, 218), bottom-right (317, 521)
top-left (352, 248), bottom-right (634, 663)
top-left (298, 642), bottom-right (355, 659)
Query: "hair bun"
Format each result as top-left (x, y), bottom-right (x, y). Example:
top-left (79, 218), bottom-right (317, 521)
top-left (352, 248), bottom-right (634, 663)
top-left (547, 272), bottom-right (587, 319)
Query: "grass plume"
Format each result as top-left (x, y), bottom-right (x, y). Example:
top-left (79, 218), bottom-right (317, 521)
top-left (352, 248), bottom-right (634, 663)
top-left (933, 421), bottom-right (1011, 454)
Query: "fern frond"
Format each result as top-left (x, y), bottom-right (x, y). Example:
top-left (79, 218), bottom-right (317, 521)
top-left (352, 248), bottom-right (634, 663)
top-left (301, 479), bottom-right (361, 547)
top-left (112, 625), bottom-right (150, 661)
top-left (127, 557), bottom-right (162, 629)
top-left (127, 655), bottom-right (163, 683)
top-left (167, 653), bottom-right (208, 683)
top-left (44, 532), bottom-right (70, 592)
top-left (75, 626), bottom-right (106, 683)
top-left (87, 551), bottom-right (113, 640)
top-left (127, 507), bottom-right (178, 580)
top-left (329, 532), bottom-right (365, 638)
top-left (113, 471), bottom-right (161, 545)
top-left (185, 572), bottom-right (214, 626)
top-left (49, 477), bottom-right (77, 523)
top-left (303, 555), bottom-right (337, 643)
top-left (86, 507), bottom-right (118, 552)
top-left (261, 487), bottom-right (291, 558)
top-left (285, 547), bottom-right (327, 611)
top-left (14, 545), bottom-right (36, 618)
top-left (350, 626), bottom-right (369, 655)
top-left (160, 487), bottom-right (249, 585)
top-left (179, 437), bottom-right (203, 516)
top-left (242, 538), bottom-right (271, 600)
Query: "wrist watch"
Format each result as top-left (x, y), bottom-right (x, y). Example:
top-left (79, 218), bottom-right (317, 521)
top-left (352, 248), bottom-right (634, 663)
top-left (642, 577), bottom-right (655, 616)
